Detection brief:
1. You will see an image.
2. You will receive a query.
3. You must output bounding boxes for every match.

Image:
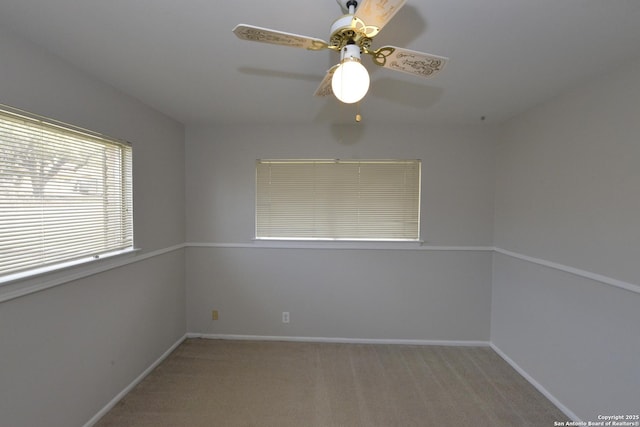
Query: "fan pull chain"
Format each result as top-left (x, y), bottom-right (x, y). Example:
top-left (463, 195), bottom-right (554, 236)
top-left (355, 102), bottom-right (362, 122)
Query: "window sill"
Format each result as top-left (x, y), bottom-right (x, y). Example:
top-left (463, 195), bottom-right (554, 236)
top-left (251, 239), bottom-right (424, 250)
top-left (0, 248), bottom-right (140, 287)
top-left (0, 244), bottom-right (186, 304)
top-left (0, 248), bottom-right (143, 304)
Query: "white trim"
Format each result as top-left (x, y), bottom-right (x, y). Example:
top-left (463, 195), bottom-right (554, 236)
top-left (0, 242), bottom-right (640, 303)
top-left (187, 333), bottom-right (490, 347)
top-left (83, 334), bottom-right (188, 427)
top-left (0, 247), bottom-right (140, 286)
top-left (4, 241), bottom-right (636, 304)
top-left (186, 243), bottom-right (639, 294)
top-left (494, 247), bottom-right (640, 295)
top-left (490, 343), bottom-right (580, 422)
top-left (186, 241), bottom-right (494, 252)
top-left (0, 243), bottom-right (186, 303)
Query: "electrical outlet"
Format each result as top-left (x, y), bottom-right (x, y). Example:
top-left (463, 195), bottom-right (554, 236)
top-left (212, 310), bottom-right (219, 320)
top-left (282, 311), bottom-right (290, 323)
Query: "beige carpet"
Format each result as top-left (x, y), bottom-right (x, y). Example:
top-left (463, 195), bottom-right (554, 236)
top-left (95, 339), bottom-right (565, 426)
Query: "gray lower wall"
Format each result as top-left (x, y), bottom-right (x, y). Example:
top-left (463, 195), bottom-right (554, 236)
top-left (187, 247), bottom-right (492, 341)
top-left (0, 30), bottom-right (186, 427)
top-left (491, 254), bottom-right (640, 420)
top-left (0, 250), bottom-right (185, 427)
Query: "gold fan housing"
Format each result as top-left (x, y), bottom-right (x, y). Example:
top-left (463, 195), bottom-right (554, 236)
top-left (329, 14), bottom-right (374, 53)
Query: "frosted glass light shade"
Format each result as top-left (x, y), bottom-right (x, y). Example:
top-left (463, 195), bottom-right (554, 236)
top-left (331, 60), bottom-right (370, 104)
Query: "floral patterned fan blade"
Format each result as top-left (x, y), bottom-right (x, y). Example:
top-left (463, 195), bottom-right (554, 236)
top-left (370, 46), bottom-right (448, 78)
top-left (233, 24), bottom-right (329, 51)
top-left (314, 65), bottom-right (339, 97)
top-left (354, 0), bottom-right (407, 37)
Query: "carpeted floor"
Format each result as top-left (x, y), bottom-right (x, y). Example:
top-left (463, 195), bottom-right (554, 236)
top-left (95, 339), bottom-right (565, 426)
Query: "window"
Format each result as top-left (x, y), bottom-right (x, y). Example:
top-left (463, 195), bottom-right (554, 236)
top-left (0, 105), bottom-right (133, 281)
top-left (256, 159), bottom-right (420, 241)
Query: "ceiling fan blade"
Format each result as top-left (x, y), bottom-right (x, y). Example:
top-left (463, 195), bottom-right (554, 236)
top-left (233, 24), bottom-right (329, 51)
top-left (370, 46), bottom-right (448, 78)
top-left (314, 65), bottom-right (339, 97)
top-left (354, 0), bottom-right (407, 36)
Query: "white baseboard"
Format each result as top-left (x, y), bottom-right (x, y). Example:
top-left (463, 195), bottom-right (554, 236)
top-left (187, 332), bottom-right (490, 347)
top-left (83, 334), bottom-right (188, 427)
top-left (490, 342), bottom-right (580, 422)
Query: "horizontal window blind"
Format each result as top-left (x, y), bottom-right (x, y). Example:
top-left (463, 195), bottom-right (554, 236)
top-left (0, 106), bottom-right (133, 279)
top-left (256, 159), bottom-right (420, 241)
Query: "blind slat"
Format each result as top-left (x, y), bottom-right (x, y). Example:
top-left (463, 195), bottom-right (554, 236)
top-left (0, 106), bottom-right (133, 278)
top-left (256, 159), bottom-right (420, 241)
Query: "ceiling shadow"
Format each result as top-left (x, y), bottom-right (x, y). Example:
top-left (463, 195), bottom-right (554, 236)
top-left (312, 99), bottom-right (367, 145)
top-left (369, 77), bottom-right (443, 110)
top-left (238, 66), bottom-right (324, 82)
top-left (373, 5), bottom-right (427, 49)
top-left (330, 122), bottom-right (367, 145)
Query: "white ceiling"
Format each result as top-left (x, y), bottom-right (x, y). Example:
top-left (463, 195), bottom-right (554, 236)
top-left (1, 0), bottom-right (640, 126)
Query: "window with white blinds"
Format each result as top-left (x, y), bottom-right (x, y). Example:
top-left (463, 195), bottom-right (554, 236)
top-left (256, 159), bottom-right (420, 241)
top-left (0, 106), bottom-right (133, 280)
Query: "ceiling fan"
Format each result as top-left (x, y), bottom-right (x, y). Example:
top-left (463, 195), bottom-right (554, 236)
top-left (233, 0), bottom-right (448, 109)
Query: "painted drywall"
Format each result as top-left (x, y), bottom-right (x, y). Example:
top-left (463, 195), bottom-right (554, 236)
top-left (187, 246), bottom-right (492, 341)
top-left (0, 251), bottom-right (185, 427)
top-left (185, 123), bottom-right (496, 340)
top-left (0, 30), bottom-right (186, 427)
top-left (5, 14), bottom-right (638, 424)
top-left (494, 59), bottom-right (640, 284)
top-left (492, 58), bottom-right (640, 420)
top-left (0, 29), bottom-right (185, 253)
top-left (186, 123), bottom-right (496, 245)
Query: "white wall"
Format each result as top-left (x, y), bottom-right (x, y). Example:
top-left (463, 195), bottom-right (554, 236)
top-left (185, 123), bottom-right (496, 341)
top-left (0, 30), bottom-right (186, 427)
top-left (492, 58), bottom-right (640, 420)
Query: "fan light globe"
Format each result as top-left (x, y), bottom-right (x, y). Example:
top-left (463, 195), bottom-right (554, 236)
top-left (331, 59), bottom-right (370, 104)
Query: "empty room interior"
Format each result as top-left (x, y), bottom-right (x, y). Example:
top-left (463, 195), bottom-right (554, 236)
top-left (0, 1), bottom-right (639, 426)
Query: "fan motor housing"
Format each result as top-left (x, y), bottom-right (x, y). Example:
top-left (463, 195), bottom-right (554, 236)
top-left (329, 14), bottom-right (372, 52)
